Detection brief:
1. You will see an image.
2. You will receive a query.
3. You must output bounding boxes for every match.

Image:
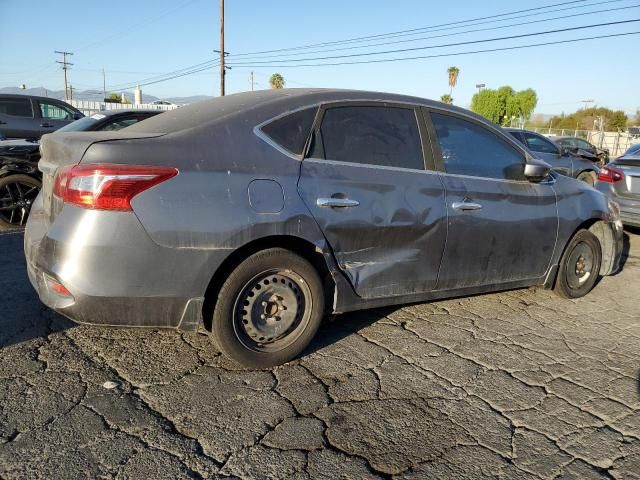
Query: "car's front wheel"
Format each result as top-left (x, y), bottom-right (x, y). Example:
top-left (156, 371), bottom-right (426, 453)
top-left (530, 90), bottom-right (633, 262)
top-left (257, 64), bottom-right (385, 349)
top-left (554, 229), bottom-right (602, 299)
top-left (211, 248), bottom-right (325, 368)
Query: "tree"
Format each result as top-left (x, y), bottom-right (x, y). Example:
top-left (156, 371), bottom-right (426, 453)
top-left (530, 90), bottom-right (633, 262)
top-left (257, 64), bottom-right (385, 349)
top-left (269, 73), bottom-right (285, 89)
top-left (549, 107), bottom-right (627, 131)
top-left (440, 94), bottom-right (453, 104)
top-left (106, 93), bottom-right (130, 104)
top-left (447, 66), bottom-right (459, 96)
top-left (470, 86), bottom-right (538, 126)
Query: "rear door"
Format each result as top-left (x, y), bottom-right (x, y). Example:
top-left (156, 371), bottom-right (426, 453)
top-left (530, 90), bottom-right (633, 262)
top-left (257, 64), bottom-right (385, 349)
top-left (298, 102), bottom-right (447, 299)
top-left (425, 109), bottom-right (558, 290)
top-left (0, 96), bottom-right (39, 138)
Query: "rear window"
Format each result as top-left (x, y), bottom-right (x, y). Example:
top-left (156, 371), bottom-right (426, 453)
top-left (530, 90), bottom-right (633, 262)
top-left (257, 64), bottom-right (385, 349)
top-left (0, 97), bottom-right (32, 117)
top-left (261, 107), bottom-right (317, 156)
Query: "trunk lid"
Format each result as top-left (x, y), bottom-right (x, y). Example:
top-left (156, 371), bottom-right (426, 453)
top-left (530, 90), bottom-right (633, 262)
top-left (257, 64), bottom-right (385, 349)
top-left (39, 131), bottom-right (164, 220)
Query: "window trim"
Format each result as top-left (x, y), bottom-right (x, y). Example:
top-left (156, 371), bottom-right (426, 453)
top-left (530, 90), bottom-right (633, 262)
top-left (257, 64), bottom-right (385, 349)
top-left (423, 107), bottom-right (530, 183)
top-left (305, 100), bottom-right (433, 172)
top-left (254, 103), bottom-right (322, 160)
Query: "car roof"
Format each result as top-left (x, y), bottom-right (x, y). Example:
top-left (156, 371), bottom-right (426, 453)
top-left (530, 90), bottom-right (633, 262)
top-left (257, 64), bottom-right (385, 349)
top-left (126, 88), bottom-right (497, 135)
top-left (0, 93), bottom-right (72, 103)
top-left (503, 128), bottom-right (543, 135)
top-left (91, 109), bottom-right (163, 117)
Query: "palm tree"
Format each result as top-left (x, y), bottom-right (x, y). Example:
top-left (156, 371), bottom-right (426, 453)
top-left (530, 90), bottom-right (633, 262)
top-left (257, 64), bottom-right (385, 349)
top-left (447, 66), bottom-right (460, 96)
top-left (269, 73), bottom-right (285, 89)
top-left (440, 94), bottom-right (453, 104)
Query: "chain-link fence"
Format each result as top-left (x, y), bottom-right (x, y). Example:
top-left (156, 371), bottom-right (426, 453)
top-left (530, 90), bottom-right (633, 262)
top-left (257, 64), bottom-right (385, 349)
top-left (530, 127), bottom-right (640, 157)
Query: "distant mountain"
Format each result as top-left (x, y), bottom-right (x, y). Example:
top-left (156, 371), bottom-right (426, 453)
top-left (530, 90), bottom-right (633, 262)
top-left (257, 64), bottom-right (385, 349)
top-left (0, 87), bottom-right (211, 105)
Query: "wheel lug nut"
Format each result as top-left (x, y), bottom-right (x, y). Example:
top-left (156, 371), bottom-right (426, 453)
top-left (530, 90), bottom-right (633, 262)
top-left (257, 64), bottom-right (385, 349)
top-left (261, 301), bottom-right (267, 307)
top-left (260, 314), bottom-right (266, 320)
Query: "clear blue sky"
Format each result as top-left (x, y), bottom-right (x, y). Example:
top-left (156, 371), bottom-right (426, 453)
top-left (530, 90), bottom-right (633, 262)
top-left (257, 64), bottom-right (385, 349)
top-left (1, 0), bottom-right (638, 115)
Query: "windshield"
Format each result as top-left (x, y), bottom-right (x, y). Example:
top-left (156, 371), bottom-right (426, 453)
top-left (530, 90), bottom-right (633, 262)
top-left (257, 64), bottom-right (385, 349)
top-left (56, 114), bottom-right (102, 132)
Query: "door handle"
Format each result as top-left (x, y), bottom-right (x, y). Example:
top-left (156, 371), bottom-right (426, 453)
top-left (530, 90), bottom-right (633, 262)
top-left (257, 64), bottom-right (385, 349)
top-left (0, 120), bottom-right (7, 125)
top-left (452, 201), bottom-right (483, 211)
top-left (317, 197), bottom-right (360, 208)
top-left (40, 123), bottom-right (54, 128)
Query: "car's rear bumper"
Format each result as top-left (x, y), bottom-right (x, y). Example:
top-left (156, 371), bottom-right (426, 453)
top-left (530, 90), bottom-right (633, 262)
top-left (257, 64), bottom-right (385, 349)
top-left (24, 196), bottom-right (227, 331)
top-left (596, 182), bottom-right (640, 227)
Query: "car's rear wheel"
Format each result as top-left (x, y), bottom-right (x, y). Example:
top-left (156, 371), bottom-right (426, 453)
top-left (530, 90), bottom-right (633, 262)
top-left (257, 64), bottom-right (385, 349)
top-left (0, 174), bottom-right (41, 230)
top-left (576, 171), bottom-right (596, 186)
top-left (211, 248), bottom-right (325, 368)
top-left (554, 229), bottom-right (602, 299)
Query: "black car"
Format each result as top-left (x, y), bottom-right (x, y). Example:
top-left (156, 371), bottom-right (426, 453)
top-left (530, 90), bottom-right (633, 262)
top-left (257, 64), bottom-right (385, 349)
top-left (552, 136), bottom-right (609, 166)
top-left (0, 94), bottom-right (83, 139)
top-left (0, 109), bottom-right (162, 229)
top-left (505, 129), bottom-right (599, 185)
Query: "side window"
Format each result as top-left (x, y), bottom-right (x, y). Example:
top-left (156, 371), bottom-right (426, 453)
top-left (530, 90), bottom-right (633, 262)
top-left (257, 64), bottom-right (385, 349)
top-left (523, 132), bottom-right (559, 154)
top-left (261, 107), bottom-right (317, 156)
top-left (507, 131), bottom-right (524, 143)
top-left (431, 112), bottom-right (525, 180)
top-left (99, 118), bottom-right (139, 131)
top-left (39, 101), bottom-right (75, 120)
top-left (0, 97), bottom-right (33, 117)
top-left (314, 106), bottom-right (424, 170)
top-left (576, 139), bottom-right (592, 149)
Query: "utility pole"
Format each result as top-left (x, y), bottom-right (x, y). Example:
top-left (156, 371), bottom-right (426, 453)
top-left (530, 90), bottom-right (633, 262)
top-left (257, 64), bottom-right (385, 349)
top-left (250, 71), bottom-right (254, 91)
top-left (69, 84), bottom-right (73, 101)
top-left (219, 0), bottom-right (225, 96)
top-left (55, 51), bottom-right (74, 101)
top-left (102, 68), bottom-right (106, 100)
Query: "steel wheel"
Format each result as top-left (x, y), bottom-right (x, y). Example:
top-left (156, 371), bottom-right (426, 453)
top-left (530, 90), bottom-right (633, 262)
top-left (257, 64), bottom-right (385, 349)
top-left (565, 241), bottom-right (595, 290)
top-left (211, 248), bottom-right (325, 368)
top-left (0, 175), bottom-right (41, 228)
top-left (233, 269), bottom-right (312, 353)
top-left (554, 229), bottom-right (602, 299)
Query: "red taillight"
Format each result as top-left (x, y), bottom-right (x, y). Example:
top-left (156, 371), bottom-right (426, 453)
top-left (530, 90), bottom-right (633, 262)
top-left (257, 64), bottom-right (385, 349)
top-left (53, 164), bottom-right (178, 211)
top-left (597, 167), bottom-right (625, 183)
top-left (44, 275), bottom-right (73, 298)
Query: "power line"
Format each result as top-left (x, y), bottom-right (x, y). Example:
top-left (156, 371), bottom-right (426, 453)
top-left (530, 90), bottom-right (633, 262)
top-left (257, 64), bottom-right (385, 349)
top-left (230, 1), bottom-right (637, 61)
top-left (227, 18), bottom-right (640, 65)
top-left (228, 0), bottom-right (592, 57)
top-left (227, 30), bottom-right (640, 68)
top-left (107, 59), bottom-right (219, 90)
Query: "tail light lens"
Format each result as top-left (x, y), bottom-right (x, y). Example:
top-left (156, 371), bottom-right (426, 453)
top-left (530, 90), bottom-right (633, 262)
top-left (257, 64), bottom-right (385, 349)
top-left (53, 164), bottom-right (178, 211)
top-left (597, 167), bottom-right (625, 183)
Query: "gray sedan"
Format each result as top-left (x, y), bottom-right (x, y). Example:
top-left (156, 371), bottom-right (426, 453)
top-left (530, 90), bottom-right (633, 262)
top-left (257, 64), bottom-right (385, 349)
top-left (596, 150), bottom-right (640, 227)
top-left (24, 89), bottom-right (623, 367)
top-left (505, 128), bottom-right (599, 185)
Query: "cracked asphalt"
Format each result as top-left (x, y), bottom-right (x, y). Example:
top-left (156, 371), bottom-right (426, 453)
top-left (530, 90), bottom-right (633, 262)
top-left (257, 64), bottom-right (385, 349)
top-left (1, 228), bottom-right (639, 480)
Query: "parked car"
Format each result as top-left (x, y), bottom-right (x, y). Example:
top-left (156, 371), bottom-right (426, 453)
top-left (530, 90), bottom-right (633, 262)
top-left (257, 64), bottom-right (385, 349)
top-left (552, 136), bottom-right (609, 166)
top-left (595, 148), bottom-right (640, 227)
top-left (505, 128), bottom-right (599, 185)
top-left (25, 89), bottom-right (623, 368)
top-left (0, 94), bottom-right (83, 139)
top-left (0, 110), bottom-right (162, 229)
top-left (619, 143), bottom-right (640, 158)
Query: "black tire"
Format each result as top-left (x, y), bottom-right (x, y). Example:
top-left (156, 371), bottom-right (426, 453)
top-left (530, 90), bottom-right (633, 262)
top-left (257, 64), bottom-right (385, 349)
top-left (0, 174), bottom-right (41, 231)
top-left (211, 248), bottom-right (325, 368)
top-left (554, 229), bottom-right (602, 299)
top-left (576, 171), bottom-right (596, 187)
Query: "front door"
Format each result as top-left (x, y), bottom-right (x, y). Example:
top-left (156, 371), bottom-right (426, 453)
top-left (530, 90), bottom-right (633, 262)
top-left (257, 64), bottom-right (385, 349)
top-left (36, 99), bottom-right (76, 136)
top-left (0, 97), bottom-right (39, 138)
top-left (426, 110), bottom-right (558, 290)
top-left (298, 103), bottom-right (447, 299)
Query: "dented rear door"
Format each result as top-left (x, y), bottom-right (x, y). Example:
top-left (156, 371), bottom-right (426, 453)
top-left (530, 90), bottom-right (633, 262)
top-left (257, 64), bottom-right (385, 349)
top-left (298, 102), bottom-right (447, 299)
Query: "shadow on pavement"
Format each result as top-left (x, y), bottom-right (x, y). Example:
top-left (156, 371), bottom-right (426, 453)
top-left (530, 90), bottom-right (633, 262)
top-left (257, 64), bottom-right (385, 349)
top-left (0, 232), bottom-right (74, 349)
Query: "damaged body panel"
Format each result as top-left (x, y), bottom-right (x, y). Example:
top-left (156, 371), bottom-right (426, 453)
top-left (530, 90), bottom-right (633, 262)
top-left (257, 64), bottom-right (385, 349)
top-left (23, 89), bottom-right (624, 366)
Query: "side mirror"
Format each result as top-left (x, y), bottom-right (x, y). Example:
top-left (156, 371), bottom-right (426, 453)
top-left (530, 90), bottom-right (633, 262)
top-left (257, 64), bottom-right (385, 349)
top-left (72, 113), bottom-right (83, 120)
top-left (560, 146), bottom-right (572, 156)
top-left (524, 161), bottom-right (551, 182)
